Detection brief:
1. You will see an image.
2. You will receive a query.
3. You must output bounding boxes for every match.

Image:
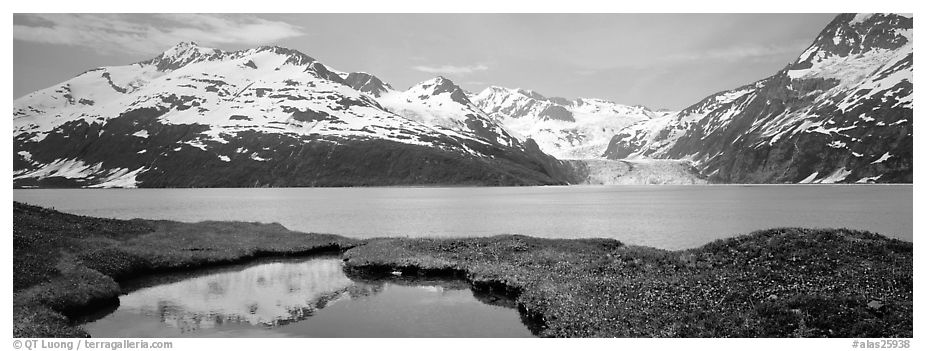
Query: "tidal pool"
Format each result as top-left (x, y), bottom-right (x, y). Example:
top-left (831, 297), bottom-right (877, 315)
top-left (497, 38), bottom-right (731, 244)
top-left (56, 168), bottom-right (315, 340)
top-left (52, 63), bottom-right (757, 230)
top-left (79, 256), bottom-right (535, 338)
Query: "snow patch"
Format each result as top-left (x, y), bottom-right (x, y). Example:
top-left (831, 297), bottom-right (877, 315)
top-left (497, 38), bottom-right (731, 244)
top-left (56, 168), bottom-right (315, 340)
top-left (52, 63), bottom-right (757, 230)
top-left (13, 158), bottom-right (102, 180)
top-left (88, 167), bottom-right (146, 188)
top-left (250, 153), bottom-right (268, 161)
top-left (871, 152), bottom-right (892, 164)
top-left (17, 151), bottom-right (33, 161)
top-left (855, 174), bottom-right (883, 183)
top-left (186, 140), bottom-right (208, 151)
top-left (798, 172), bottom-right (819, 184)
top-left (849, 13), bottom-right (874, 25)
top-left (815, 167), bottom-right (851, 184)
top-left (787, 69), bottom-right (811, 80)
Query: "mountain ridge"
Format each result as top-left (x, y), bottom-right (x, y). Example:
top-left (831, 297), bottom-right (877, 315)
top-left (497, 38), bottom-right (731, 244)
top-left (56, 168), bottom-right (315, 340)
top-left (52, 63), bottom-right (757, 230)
top-left (12, 13), bottom-right (913, 187)
top-left (603, 13), bottom-right (913, 184)
top-left (471, 86), bottom-right (659, 159)
top-left (13, 42), bottom-right (568, 188)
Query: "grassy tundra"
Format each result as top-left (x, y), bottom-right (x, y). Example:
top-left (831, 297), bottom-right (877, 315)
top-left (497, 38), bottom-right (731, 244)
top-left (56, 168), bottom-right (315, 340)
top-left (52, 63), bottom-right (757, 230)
top-left (13, 202), bottom-right (912, 338)
top-left (12, 202), bottom-right (355, 337)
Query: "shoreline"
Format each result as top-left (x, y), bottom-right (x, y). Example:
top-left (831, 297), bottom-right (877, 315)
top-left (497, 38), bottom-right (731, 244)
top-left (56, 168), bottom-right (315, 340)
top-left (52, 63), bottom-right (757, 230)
top-left (12, 202), bottom-right (913, 338)
top-left (12, 182), bottom-right (916, 190)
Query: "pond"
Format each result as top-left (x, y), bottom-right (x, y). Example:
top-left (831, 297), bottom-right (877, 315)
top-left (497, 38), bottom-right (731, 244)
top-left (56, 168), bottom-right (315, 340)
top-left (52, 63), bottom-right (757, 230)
top-left (78, 256), bottom-right (536, 338)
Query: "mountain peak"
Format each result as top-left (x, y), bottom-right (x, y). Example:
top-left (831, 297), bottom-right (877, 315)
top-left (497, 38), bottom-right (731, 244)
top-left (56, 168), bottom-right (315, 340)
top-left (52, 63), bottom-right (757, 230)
top-left (160, 41), bottom-right (212, 59)
top-left (428, 75), bottom-right (454, 87)
top-left (345, 72), bottom-right (394, 97)
top-left (477, 86), bottom-right (576, 106)
top-left (516, 88), bottom-right (556, 102)
top-left (409, 76), bottom-right (471, 105)
top-left (478, 86), bottom-right (516, 98)
top-left (172, 40), bottom-right (199, 49)
top-left (142, 41), bottom-right (219, 72)
top-left (792, 13), bottom-right (912, 68)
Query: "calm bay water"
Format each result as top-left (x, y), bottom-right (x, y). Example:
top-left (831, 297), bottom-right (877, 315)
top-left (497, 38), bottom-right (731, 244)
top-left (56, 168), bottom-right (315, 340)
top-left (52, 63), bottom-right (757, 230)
top-left (14, 185), bottom-right (912, 250)
top-left (80, 257), bottom-right (534, 337)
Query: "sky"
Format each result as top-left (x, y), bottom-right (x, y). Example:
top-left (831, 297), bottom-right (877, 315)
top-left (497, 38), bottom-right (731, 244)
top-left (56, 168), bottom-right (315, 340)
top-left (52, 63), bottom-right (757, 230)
top-left (13, 13), bottom-right (836, 110)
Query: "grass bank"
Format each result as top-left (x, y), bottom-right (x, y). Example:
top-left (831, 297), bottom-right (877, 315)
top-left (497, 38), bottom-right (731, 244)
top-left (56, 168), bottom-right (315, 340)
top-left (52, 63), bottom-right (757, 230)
top-left (13, 202), bottom-right (912, 338)
top-left (12, 202), bottom-right (357, 337)
top-left (343, 231), bottom-right (912, 337)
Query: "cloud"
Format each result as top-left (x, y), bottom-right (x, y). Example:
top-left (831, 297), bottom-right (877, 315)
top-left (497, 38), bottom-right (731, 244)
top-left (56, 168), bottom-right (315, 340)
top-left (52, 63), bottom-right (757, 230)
top-left (573, 42), bottom-right (809, 73)
top-left (13, 14), bottom-right (305, 55)
top-left (412, 64), bottom-right (489, 75)
top-left (660, 43), bottom-right (807, 63)
top-left (575, 69), bottom-right (599, 76)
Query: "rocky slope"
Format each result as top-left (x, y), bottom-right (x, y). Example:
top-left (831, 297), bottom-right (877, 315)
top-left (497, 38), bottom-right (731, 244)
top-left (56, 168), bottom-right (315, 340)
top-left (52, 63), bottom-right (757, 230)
top-left (471, 87), bottom-right (658, 159)
top-left (603, 13), bottom-right (913, 183)
top-left (13, 43), bottom-right (566, 188)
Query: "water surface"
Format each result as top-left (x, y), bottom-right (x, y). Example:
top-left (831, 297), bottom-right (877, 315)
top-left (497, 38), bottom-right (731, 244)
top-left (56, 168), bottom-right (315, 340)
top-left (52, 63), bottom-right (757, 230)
top-left (80, 257), bottom-right (534, 338)
top-left (14, 185), bottom-right (912, 250)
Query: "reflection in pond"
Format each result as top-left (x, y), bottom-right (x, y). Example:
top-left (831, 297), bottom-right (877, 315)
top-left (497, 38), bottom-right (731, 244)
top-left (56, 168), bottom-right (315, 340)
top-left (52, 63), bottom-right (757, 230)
top-left (80, 257), bottom-right (535, 338)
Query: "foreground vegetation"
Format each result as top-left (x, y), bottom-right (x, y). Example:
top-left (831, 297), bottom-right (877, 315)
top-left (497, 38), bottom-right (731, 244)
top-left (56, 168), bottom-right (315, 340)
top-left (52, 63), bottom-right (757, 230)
top-left (343, 231), bottom-right (912, 337)
top-left (12, 202), bottom-right (356, 337)
top-left (13, 202), bottom-right (912, 337)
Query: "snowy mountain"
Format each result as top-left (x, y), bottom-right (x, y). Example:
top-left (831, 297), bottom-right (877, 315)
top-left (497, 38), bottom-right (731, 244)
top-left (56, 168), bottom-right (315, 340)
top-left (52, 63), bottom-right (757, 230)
top-left (471, 86), bottom-right (657, 159)
top-left (13, 13), bottom-right (912, 187)
top-left (377, 76), bottom-right (522, 149)
top-left (13, 42), bottom-right (566, 188)
top-left (603, 13), bottom-right (913, 183)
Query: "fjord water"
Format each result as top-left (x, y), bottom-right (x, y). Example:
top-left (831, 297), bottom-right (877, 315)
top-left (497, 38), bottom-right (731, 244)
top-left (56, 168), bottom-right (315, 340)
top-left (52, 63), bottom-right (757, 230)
top-left (81, 257), bottom-right (534, 337)
top-left (14, 185), bottom-right (912, 250)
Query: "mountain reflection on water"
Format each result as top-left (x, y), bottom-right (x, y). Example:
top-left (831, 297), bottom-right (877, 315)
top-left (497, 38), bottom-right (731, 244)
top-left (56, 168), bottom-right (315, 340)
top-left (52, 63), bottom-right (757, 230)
top-left (121, 258), bottom-right (374, 331)
top-left (81, 256), bottom-right (534, 338)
